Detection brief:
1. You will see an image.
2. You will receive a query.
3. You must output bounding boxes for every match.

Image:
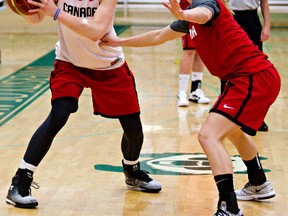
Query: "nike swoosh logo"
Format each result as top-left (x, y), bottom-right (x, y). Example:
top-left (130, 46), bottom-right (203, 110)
top-left (255, 186), bottom-right (266, 193)
top-left (216, 178), bottom-right (229, 185)
top-left (223, 104), bottom-right (235, 109)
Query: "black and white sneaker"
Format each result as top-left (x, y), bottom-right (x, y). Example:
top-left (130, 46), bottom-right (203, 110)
top-left (189, 89), bottom-right (210, 104)
top-left (6, 169), bottom-right (39, 208)
top-left (122, 161), bottom-right (161, 193)
top-left (214, 201), bottom-right (244, 216)
top-left (235, 181), bottom-right (276, 201)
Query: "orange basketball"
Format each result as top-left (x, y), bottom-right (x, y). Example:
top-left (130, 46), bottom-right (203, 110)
top-left (6, 0), bottom-right (38, 16)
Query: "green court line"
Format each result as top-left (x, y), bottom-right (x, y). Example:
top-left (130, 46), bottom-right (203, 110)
top-left (0, 25), bottom-right (130, 127)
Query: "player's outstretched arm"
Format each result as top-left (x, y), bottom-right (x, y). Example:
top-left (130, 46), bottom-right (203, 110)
top-left (101, 25), bottom-right (184, 47)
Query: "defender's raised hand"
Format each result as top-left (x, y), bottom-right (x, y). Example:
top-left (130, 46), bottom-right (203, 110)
top-left (162, 0), bottom-right (185, 20)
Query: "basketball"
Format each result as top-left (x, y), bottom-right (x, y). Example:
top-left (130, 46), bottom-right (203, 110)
top-left (6, 0), bottom-right (38, 16)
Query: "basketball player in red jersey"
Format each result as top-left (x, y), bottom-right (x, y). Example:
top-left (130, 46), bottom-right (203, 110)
top-left (229, 0), bottom-right (271, 132)
top-left (101, 0), bottom-right (279, 215)
top-left (6, 0), bottom-right (161, 209)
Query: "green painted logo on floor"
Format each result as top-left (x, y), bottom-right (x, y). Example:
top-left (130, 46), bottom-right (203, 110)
top-left (94, 153), bottom-right (270, 175)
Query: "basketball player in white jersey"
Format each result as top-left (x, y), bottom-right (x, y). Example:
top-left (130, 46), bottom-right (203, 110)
top-left (6, 0), bottom-right (161, 208)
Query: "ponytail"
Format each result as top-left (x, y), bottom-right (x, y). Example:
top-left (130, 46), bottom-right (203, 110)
top-left (221, 0), bottom-right (234, 14)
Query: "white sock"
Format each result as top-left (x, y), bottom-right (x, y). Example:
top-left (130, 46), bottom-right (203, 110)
top-left (123, 159), bottom-right (139, 165)
top-left (179, 74), bottom-right (190, 93)
top-left (19, 159), bottom-right (37, 172)
top-left (191, 71), bottom-right (203, 81)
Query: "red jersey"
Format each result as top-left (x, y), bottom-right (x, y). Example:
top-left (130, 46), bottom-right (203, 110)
top-left (172, 0), bottom-right (273, 81)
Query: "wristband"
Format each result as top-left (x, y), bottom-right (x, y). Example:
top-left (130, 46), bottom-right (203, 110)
top-left (53, 7), bottom-right (61, 21)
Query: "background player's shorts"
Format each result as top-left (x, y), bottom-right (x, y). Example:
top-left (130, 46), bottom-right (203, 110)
top-left (180, 0), bottom-right (195, 50)
top-left (182, 34), bottom-right (196, 50)
top-left (210, 66), bottom-right (280, 136)
top-left (50, 60), bottom-right (140, 118)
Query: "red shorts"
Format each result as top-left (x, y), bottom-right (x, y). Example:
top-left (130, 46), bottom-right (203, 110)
top-left (182, 34), bottom-right (196, 50)
top-left (180, 0), bottom-right (195, 50)
top-left (211, 66), bottom-right (280, 136)
top-left (50, 60), bottom-right (140, 118)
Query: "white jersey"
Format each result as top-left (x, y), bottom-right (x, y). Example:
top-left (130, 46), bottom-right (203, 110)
top-left (229, 0), bottom-right (260, 11)
top-left (55, 0), bottom-right (124, 70)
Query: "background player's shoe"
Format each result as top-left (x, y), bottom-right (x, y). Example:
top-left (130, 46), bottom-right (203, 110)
top-left (214, 201), bottom-right (244, 216)
top-left (235, 181), bottom-right (276, 201)
top-left (6, 169), bottom-right (38, 208)
top-left (258, 121), bottom-right (268, 131)
top-left (177, 91), bottom-right (189, 107)
top-left (122, 161), bottom-right (162, 193)
top-left (189, 89), bottom-right (210, 104)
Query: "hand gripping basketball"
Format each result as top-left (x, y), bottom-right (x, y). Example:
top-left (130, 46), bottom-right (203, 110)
top-left (6, 0), bottom-right (39, 16)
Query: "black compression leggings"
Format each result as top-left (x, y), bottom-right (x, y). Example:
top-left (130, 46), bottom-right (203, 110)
top-left (24, 99), bottom-right (143, 166)
top-left (23, 99), bottom-right (75, 166)
top-left (119, 115), bottom-right (143, 161)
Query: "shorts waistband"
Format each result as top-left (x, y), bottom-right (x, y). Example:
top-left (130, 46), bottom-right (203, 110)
top-left (233, 9), bottom-right (258, 15)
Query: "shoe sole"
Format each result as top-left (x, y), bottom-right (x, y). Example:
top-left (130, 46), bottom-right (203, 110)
top-left (6, 197), bottom-right (38, 208)
top-left (126, 185), bottom-right (161, 193)
top-left (237, 192), bottom-right (276, 201)
top-left (188, 99), bottom-right (210, 104)
top-left (177, 103), bottom-right (189, 107)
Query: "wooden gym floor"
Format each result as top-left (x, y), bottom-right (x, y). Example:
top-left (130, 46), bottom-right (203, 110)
top-left (0, 8), bottom-right (288, 216)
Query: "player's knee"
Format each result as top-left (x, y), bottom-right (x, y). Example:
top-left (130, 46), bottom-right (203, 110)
top-left (198, 129), bottom-right (209, 149)
top-left (50, 99), bottom-right (76, 126)
top-left (125, 130), bottom-right (143, 141)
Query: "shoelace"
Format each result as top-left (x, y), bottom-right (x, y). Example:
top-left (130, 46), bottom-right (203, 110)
top-left (243, 182), bottom-right (252, 189)
top-left (18, 181), bottom-right (40, 197)
top-left (134, 170), bottom-right (152, 182)
top-left (31, 181), bottom-right (40, 190)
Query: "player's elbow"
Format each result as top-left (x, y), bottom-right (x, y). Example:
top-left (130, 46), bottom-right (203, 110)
top-left (198, 9), bottom-right (213, 24)
top-left (89, 26), bottom-right (109, 42)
